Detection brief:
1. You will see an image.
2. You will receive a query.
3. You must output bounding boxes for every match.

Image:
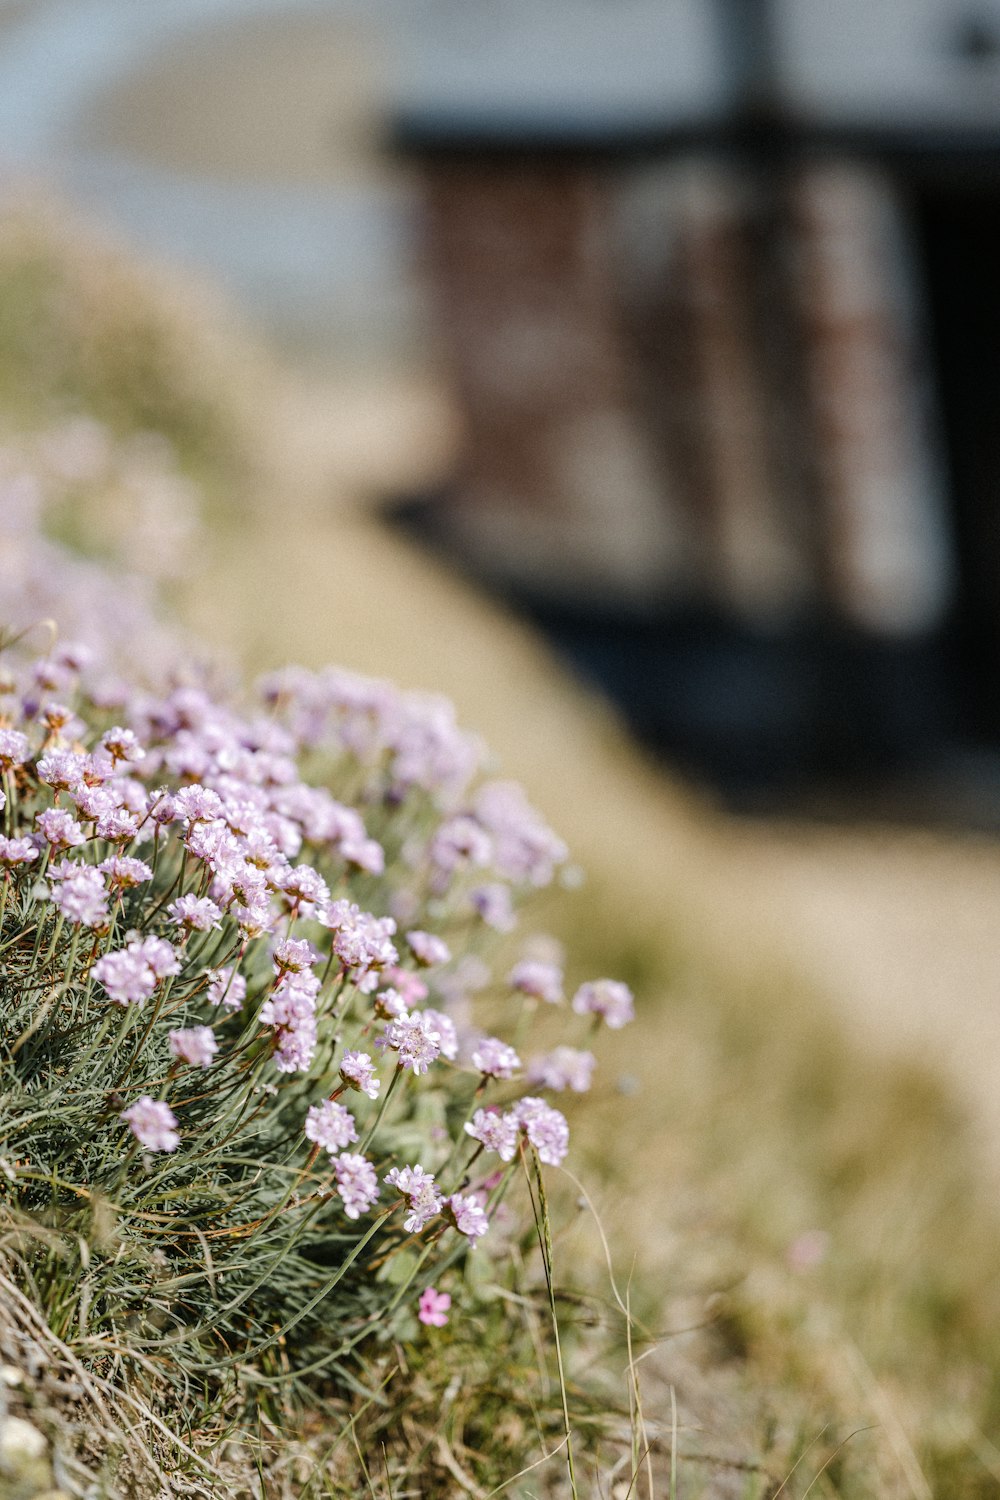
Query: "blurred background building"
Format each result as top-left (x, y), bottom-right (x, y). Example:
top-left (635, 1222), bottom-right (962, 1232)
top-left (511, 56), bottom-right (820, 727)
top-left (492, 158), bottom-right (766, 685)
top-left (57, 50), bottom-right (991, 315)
top-left (3, 0), bottom-right (1000, 810)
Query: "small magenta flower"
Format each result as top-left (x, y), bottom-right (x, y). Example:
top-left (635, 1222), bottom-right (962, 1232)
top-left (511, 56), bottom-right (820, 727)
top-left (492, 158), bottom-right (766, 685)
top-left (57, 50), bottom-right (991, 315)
top-left (418, 1287), bottom-right (451, 1327)
top-left (168, 1026), bottom-right (218, 1069)
top-left (0, 729), bottom-right (29, 771)
top-left (121, 1096), bottom-right (179, 1152)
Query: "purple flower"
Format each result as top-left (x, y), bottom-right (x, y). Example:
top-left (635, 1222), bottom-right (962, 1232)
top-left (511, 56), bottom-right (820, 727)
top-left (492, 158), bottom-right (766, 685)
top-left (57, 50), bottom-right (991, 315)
top-left (168, 1026), bottom-right (218, 1069)
top-left (513, 1097), bottom-right (570, 1166)
top-left (304, 1099), bottom-right (358, 1153)
top-left (464, 1107), bottom-right (519, 1162)
top-left (527, 1046), bottom-right (596, 1093)
top-left (206, 965), bottom-right (246, 1012)
top-left (383, 965), bottom-right (428, 1007)
top-left (333, 1152), bottom-right (379, 1219)
top-left (168, 894), bottom-right (223, 933)
top-left (418, 1286), bottom-right (451, 1327)
top-left (378, 1013), bottom-right (442, 1076)
top-left (339, 1050), bottom-right (381, 1100)
top-left (121, 1096), bottom-right (179, 1152)
top-left (469, 1036), bottom-right (520, 1080)
top-left (406, 930), bottom-right (451, 967)
top-left (571, 979), bottom-right (634, 1030)
top-left (508, 959), bottom-right (563, 1005)
top-left (444, 1192), bottom-right (489, 1244)
top-left (385, 1164), bottom-right (443, 1232)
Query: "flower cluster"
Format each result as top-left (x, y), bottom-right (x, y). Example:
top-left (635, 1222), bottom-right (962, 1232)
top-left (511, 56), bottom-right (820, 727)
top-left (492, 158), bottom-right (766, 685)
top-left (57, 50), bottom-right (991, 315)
top-left (0, 461), bottom-right (635, 1366)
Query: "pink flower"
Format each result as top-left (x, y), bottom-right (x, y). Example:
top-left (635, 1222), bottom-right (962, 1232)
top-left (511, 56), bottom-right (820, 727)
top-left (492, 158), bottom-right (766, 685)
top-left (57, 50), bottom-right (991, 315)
top-left (122, 1096), bottom-right (179, 1152)
top-left (135, 936), bottom-right (181, 979)
top-left (304, 1099), bottom-right (358, 1153)
top-left (418, 1287), bottom-right (451, 1327)
top-left (571, 978), bottom-right (634, 1029)
top-left (513, 1097), bottom-right (570, 1166)
top-left (93, 947), bottom-right (158, 1006)
top-left (168, 894), bottom-right (223, 933)
top-left (98, 855), bottom-right (152, 890)
top-left (339, 1049), bottom-right (381, 1099)
top-left (206, 965), bottom-right (246, 1011)
top-left (100, 726), bottom-right (145, 764)
top-left (470, 882), bottom-right (517, 933)
top-left (0, 729), bottom-right (29, 771)
top-left (464, 1107), bottom-right (519, 1162)
top-left (444, 1192), bottom-right (489, 1244)
top-left (0, 836), bottom-right (37, 866)
top-left (406, 930), bottom-right (451, 967)
top-left (469, 1036), bottom-right (520, 1080)
top-left (35, 807), bottom-right (85, 850)
top-left (36, 749), bottom-right (86, 791)
top-left (385, 1164), bottom-right (443, 1232)
top-left (168, 1026), bottom-right (218, 1069)
top-left (527, 1046), bottom-right (596, 1093)
top-left (378, 1012), bottom-right (442, 1075)
top-left (508, 959), bottom-right (563, 1005)
top-left (333, 1152), bottom-right (379, 1219)
top-left (48, 866), bottom-right (108, 928)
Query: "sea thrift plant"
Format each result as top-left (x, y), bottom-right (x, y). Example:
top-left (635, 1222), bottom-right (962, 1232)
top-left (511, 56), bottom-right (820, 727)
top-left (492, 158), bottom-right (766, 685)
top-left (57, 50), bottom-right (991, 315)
top-left (0, 616), bottom-right (634, 1423)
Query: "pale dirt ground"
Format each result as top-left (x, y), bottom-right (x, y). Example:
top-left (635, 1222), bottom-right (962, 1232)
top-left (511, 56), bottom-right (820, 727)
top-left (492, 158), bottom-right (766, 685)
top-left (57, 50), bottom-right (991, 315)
top-left (86, 5), bottom-right (1000, 1185)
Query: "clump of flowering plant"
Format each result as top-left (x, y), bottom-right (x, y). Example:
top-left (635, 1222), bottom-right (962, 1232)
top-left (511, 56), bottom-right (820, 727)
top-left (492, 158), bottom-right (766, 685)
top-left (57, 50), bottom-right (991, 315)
top-left (0, 617), bottom-right (634, 1425)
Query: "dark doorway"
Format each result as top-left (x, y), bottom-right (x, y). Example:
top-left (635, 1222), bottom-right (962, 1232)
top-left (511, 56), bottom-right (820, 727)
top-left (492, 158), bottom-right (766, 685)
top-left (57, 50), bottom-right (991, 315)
top-left (913, 185), bottom-right (1000, 743)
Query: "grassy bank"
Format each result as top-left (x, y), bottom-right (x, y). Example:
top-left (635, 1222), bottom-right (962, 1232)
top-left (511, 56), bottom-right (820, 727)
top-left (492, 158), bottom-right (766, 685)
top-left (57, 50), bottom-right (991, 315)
top-left (0, 191), bottom-right (998, 1498)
